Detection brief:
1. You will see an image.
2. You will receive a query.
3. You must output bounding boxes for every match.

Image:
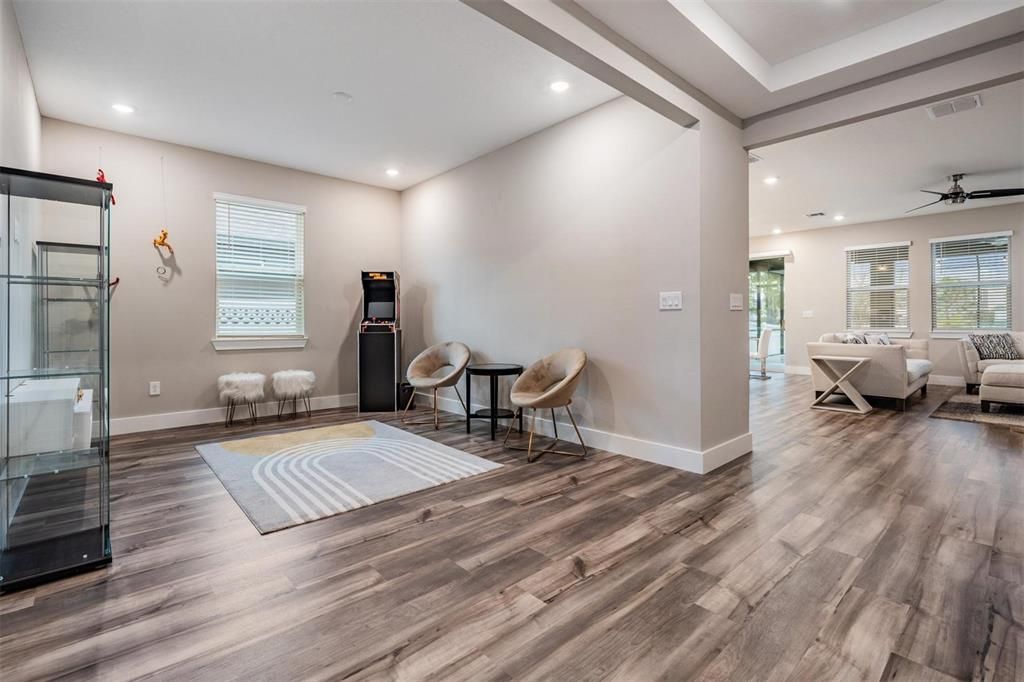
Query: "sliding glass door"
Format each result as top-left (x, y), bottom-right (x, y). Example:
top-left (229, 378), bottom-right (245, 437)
top-left (749, 258), bottom-right (785, 369)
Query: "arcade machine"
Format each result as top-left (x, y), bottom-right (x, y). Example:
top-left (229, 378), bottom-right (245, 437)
top-left (357, 271), bottom-right (402, 412)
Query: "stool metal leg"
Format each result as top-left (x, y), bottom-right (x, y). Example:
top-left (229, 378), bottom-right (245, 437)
top-left (225, 399), bottom-right (234, 427)
top-left (304, 393), bottom-right (311, 417)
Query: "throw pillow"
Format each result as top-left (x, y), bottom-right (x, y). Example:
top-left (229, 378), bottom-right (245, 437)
top-left (969, 333), bottom-right (1022, 361)
top-left (865, 333), bottom-right (892, 345)
top-left (841, 333), bottom-right (866, 344)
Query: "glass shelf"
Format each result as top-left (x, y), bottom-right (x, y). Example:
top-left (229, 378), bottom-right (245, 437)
top-left (1, 448), bottom-right (103, 481)
top-left (2, 367), bottom-right (103, 380)
top-left (1, 274), bottom-right (103, 286)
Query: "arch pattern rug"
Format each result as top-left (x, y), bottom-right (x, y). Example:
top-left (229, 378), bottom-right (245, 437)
top-left (195, 421), bottom-right (501, 533)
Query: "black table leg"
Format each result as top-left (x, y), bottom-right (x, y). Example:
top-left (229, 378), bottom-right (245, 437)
top-left (489, 375), bottom-right (498, 440)
top-left (465, 372), bottom-right (471, 434)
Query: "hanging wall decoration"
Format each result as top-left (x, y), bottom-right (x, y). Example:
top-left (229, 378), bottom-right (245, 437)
top-left (152, 228), bottom-right (174, 254)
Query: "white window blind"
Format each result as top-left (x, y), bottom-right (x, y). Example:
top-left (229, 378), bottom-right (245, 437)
top-left (845, 242), bottom-right (910, 331)
top-left (931, 233), bottom-right (1011, 331)
top-left (215, 196), bottom-right (305, 337)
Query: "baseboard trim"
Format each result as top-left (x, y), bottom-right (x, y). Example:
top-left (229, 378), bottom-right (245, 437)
top-left (929, 374), bottom-right (966, 387)
top-left (417, 391), bottom-right (752, 475)
top-left (111, 393), bottom-right (358, 435)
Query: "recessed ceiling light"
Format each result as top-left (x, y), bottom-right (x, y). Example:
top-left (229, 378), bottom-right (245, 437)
top-left (772, 227), bottom-right (782, 234)
top-left (763, 176), bottom-right (779, 185)
top-left (549, 81), bottom-right (570, 93)
top-left (385, 168), bottom-right (399, 178)
top-left (111, 103), bottom-right (135, 114)
top-left (833, 214), bottom-right (845, 221)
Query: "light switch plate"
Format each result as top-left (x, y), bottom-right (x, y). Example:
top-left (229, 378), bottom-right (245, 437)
top-left (659, 291), bottom-right (683, 311)
top-left (149, 381), bottom-right (161, 396)
top-left (729, 293), bottom-right (744, 311)
top-left (802, 310), bottom-right (814, 318)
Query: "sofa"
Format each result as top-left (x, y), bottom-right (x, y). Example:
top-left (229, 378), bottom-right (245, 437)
top-left (958, 332), bottom-right (1024, 394)
top-left (807, 334), bottom-right (933, 410)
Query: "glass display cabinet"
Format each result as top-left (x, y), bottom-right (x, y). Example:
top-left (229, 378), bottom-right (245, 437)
top-left (1, 167), bottom-right (112, 591)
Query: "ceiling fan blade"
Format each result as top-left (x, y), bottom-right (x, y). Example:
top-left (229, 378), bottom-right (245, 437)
top-left (966, 188), bottom-right (1024, 199)
top-left (906, 197), bottom-right (945, 213)
top-left (920, 190), bottom-right (947, 195)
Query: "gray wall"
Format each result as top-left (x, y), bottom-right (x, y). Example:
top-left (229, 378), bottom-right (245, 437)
top-left (749, 203), bottom-right (1024, 378)
top-left (0, 0), bottom-right (39, 170)
top-left (401, 96), bottom-right (712, 454)
top-left (41, 119), bottom-right (402, 419)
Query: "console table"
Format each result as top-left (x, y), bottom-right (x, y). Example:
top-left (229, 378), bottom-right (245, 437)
top-left (809, 355), bottom-right (873, 415)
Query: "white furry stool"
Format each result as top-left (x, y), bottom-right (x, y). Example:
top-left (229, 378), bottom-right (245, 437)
top-left (272, 370), bottom-right (316, 419)
top-left (218, 372), bottom-right (266, 426)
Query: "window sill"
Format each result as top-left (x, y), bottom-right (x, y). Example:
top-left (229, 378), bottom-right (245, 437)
top-left (930, 330), bottom-right (1010, 340)
top-left (846, 330), bottom-right (914, 339)
top-left (211, 337), bottom-right (308, 351)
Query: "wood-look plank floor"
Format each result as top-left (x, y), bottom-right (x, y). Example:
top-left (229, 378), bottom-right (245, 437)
top-left (1, 376), bottom-right (1021, 681)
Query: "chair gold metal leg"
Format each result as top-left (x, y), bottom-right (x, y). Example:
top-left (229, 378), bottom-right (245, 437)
top-left (565, 404), bottom-right (589, 459)
top-left (504, 404), bottom-right (587, 462)
top-left (402, 385), bottom-right (465, 428)
top-left (400, 386), bottom-right (417, 423)
top-left (454, 385), bottom-right (467, 413)
top-left (526, 409), bottom-right (538, 462)
top-left (503, 407), bottom-right (521, 447)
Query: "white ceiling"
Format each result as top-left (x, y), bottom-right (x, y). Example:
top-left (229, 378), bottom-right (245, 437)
top-left (705, 0), bottom-right (942, 65)
top-left (13, 0), bottom-right (620, 189)
top-left (748, 79), bottom-right (1024, 236)
top-left (577, 0), bottom-right (1024, 117)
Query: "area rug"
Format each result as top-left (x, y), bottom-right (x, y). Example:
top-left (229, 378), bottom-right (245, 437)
top-left (195, 421), bottom-right (501, 533)
top-left (929, 392), bottom-right (1024, 432)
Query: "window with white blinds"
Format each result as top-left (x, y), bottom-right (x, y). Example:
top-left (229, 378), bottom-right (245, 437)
top-left (845, 242), bottom-right (910, 331)
top-left (215, 195), bottom-right (305, 337)
top-left (931, 232), bottom-right (1011, 332)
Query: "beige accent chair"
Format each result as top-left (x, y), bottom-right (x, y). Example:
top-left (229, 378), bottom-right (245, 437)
top-left (402, 342), bottom-right (471, 429)
top-left (503, 348), bottom-right (589, 462)
top-left (807, 334), bottom-right (933, 410)
top-left (750, 328), bottom-right (773, 380)
top-left (957, 332), bottom-right (1024, 394)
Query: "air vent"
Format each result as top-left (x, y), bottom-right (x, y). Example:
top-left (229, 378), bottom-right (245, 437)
top-left (748, 153), bottom-right (762, 164)
top-left (926, 94), bottom-right (982, 119)
top-left (805, 211), bottom-right (826, 218)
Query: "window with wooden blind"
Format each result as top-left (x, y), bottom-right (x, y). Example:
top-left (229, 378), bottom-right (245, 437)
top-left (214, 194), bottom-right (305, 341)
top-left (845, 242), bottom-right (911, 331)
top-left (931, 232), bottom-right (1012, 332)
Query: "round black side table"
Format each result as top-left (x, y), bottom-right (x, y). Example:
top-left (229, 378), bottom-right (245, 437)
top-left (465, 363), bottom-right (524, 440)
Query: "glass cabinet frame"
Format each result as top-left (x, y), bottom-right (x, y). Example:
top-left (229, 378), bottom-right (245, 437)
top-left (1, 167), bottom-right (112, 592)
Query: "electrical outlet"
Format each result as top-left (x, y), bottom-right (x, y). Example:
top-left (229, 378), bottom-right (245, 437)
top-left (659, 291), bottom-right (683, 310)
top-left (149, 381), bottom-right (161, 396)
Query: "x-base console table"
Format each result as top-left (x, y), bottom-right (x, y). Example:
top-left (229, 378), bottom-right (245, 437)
top-left (809, 355), bottom-right (873, 415)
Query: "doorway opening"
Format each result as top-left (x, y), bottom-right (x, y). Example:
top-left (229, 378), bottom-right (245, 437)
top-left (749, 256), bottom-right (785, 373)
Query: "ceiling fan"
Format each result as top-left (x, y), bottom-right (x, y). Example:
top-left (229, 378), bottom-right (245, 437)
top-left (907, 173), bottom-right (1024, 213)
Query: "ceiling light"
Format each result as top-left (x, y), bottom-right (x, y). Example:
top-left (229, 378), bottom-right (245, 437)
top-left (772, 227), bottom-right (782, 235)
top-left (385, 168), bottom-right (399, 178)
top-left (833, 214), bottom-right (845, 221)
top-left (763, 176), bottom-right (779, 186)
top-left (111, 103), bottom-right (135, 114)
top-left (549, 81), bottom-right (570, 93)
